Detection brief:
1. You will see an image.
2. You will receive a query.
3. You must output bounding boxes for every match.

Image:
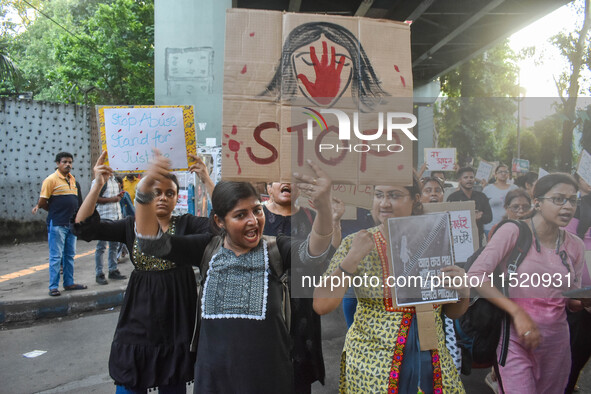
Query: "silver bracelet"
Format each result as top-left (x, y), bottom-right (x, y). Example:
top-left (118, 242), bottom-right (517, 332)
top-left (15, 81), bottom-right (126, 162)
top-left (135, 189), bottom-right (155, 205)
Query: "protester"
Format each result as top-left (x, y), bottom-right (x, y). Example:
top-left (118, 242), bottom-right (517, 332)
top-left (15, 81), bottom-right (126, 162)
top-left (32, 151), bottom-right (86, 296)
top-left (122, 173), bottom-right (140, 202)
top-left (263, 181), bottom-right (337, 393)
top-left (135, 152), bottom-right (334, 393)
top-left (447, 167), bottom-right (492, 247)
top-left (115, 176), bottom-right (134, 262)
top-left (483, 164), bottom-right (518, 238)
top-left (314, 179), bottom-right (469, 393)
top-left (72, 152), bottom-right (213, 393)
top-left (564, 173), bottom-right (591, 394)
top-left (94, 174), bottom-right (127, 285)
top-left (483, 188), bottom-right (532, 393)
top-left (420, 176), bottom-right (445, 203)
top-left (514, 171), bottom-right (538, 199)
top-left (468, 173), bottom-right (585, 394)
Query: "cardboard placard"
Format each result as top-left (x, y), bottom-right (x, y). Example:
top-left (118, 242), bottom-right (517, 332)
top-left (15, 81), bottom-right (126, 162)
top-left (332, 184), bottom-right (374, 209)
top-left (423, 201), bottom-right (478, 264)
top-left (98, 106), bottom-right (196, 172)
top-left (577, 149), bottom-right (591, 187)
top-left (222, 9), bottom-right (414, 185)
top-left (386, 212), bottom-right (458, 307)
top-left (512, 158), bottom-right (530, 174)
top-left (475, 160), bottom-right (494, 182)
top-left (424, 148), bottom-right (456, 171)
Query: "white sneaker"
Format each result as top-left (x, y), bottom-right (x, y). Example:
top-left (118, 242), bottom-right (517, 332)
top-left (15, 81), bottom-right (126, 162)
top-left (485, 371), bottom-right (499, 394)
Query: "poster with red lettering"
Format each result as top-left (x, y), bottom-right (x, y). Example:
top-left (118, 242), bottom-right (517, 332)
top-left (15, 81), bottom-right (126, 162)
top-left (222, 9), bottom-right (414, 185)
top-left (424, 148), bottom-right (457, 172)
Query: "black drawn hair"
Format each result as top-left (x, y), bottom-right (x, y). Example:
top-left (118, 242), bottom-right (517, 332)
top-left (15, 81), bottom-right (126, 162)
top-left (261, 22), bottom-right (388, 111)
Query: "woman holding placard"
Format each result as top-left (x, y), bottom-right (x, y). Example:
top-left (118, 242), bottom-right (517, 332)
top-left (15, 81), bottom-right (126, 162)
top-left (72, 151), bottom-right (213, 393)
top-left (313, 178), bottom-right (469, 393)
top-left (134, 152), bottom-right (334, 393)
top-left (468, 173), bottom-right (585, 393)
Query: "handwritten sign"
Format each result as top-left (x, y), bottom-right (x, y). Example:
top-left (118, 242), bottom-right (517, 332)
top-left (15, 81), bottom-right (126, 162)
top-left (98, 106), bottom-right (196, 172)
top-left (332, 184), bottom-right (374, 209)
top-left (424, 148), bottom-right (456, 171)
top-left (386, 212), bottom-right (458, 306)
top-left (423, 201), bottom-right (478, 264)
top-left (475, 160), bottom-right (494, 182)
top-left (577, 149), bottom-right (591, 186)
top-left (512, 158), bottom-right (529, 174)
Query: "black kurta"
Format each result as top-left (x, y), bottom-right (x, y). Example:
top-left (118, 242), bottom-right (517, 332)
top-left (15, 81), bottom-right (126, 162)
top-left (71, 211), bottom-right (210, 389)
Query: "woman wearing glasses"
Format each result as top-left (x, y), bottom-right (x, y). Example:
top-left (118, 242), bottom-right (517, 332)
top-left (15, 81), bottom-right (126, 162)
top-left (483, 164), bottom-right (518, 239)
top-left (314, 180), bottom-right (469, 393)
top-left (468, 173), bottom-right (585, 394)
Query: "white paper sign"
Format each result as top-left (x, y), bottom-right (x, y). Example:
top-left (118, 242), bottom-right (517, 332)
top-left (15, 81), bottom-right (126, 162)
top-left (538, 168), bottom-right (549, 179)
top-left (475, 160), bottom-right (494, 182)
top-left (449, 210), bottom-right (475, 263)
top-left (177, 189), bottom-right (189, 211)
top-left (103, 107), bottom-right (188, 171)
top-left (425, 148), bottom-right (456, 171)
top-left (577, 150), bottom-right (591, 186)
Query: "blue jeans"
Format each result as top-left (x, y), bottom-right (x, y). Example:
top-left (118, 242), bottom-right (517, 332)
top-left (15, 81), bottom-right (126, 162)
top-left (95, 240), bottom-right (118, 276)
top-left (48, 223), bottom-right (76, 290)
top-left (115, 383), bottom-right (186, 394)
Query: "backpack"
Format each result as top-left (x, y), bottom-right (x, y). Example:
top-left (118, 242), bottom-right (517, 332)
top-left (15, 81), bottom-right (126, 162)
top-left (455, 219), bottom-right (532, 380)
top-left (190, 235), bottom-right (289, 352)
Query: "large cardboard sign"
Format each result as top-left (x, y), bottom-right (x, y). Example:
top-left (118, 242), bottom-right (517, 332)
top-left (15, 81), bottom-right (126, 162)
top-left (98, 106), bottom-right (197, 172)
top-left (423, 201), bottom-right (478, 264)
top-left (222, 9), bottom-right (414, 184)
top-left (424, 148), bottom-right (456, 172)
top-left (386, 212), bottom-right (458, 306)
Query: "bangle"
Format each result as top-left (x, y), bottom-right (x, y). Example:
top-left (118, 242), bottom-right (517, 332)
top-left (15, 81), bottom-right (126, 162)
top-left (312, 227), bottom-right (333, 239)
top-left (338, 263), bottom-right (355, 276)
top-left (135, 189), bottom-right (155, 205)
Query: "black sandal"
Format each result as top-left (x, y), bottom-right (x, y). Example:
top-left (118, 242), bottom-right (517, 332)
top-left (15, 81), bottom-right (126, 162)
top-left (49, 289), bottom-right (61, 296)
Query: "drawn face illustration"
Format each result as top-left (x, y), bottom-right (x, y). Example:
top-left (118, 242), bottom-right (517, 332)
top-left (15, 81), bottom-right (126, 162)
top-left (292, 36), bottom-right (353, 107)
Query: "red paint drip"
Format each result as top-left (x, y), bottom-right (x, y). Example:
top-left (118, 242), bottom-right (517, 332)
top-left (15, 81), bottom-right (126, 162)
top-left (241, 65), bottom-right (247, 74)
top-left (394, 65), bottom-right (400, 72)
top-left (400, 76), bottom-right (406, 87)
top-left (397, 165), bottom-right (404, 170)
top-left (231, 125), bottom-right (238, 135)
top-left (225, 154), bottom-right (230, 158)
top-left (249, 32), bottom-right (255, 37)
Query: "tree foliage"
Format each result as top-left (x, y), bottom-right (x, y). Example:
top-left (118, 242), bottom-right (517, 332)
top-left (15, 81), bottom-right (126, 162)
top-left (435, 41), bottom-right (519, 166)
top-left (4, 0), bottom-right (153, 104)
top-left (551, 0), bottom-right (591, 171)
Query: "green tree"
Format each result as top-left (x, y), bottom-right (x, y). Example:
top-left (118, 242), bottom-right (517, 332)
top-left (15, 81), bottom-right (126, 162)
top-left (552, 0), bottom-right (591, 171)
top-left (8, 0), bottom-right (153, 104)
top-left (435, 41), bottom-right (519, 165)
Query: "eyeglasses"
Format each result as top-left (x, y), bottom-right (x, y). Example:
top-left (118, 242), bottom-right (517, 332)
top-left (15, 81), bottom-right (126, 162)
top-left (538, 196), bottom-right (578, 206)
top-left (508, 204), bottom-right (531, 212)
top-left (375, 191), bottom-right (410, 200)
top-left (497, 170), bottom-right (510, 175)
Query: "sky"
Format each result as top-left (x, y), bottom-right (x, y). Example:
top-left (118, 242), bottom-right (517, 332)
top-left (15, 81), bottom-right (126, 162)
top-left (509, 0), bottom-right (587, 98)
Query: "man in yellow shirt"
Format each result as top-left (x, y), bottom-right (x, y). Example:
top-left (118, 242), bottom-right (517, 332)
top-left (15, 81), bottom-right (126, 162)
top-left (32, 152), bottom-right (86, 296)
top-left (122, 174), bottom-right (140, 202)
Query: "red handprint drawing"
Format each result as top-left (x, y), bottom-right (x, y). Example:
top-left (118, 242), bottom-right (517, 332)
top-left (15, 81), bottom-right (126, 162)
top-left (297, 41), bottom-right (346, 106)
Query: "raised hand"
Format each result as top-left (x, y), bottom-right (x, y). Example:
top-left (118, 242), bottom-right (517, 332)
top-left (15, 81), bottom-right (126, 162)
top-left (138, 150), bottom-right (171, 193)
top-left (94, 151), bottom-right (113, 187)
top-left (297, 41), bottom-right (346, 105)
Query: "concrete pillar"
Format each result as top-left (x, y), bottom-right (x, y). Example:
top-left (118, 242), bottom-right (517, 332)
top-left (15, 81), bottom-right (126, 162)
top-left (154, 0), bottom-right (232, 144)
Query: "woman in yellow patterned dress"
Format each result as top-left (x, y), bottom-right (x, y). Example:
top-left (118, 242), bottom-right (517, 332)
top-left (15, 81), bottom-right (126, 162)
top-left (314, 180), bottom-right (469, 394)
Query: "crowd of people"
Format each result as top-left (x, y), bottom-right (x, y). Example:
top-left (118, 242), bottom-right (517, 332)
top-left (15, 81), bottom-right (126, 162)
top-left (30, 151), bottom-right (591, 393)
